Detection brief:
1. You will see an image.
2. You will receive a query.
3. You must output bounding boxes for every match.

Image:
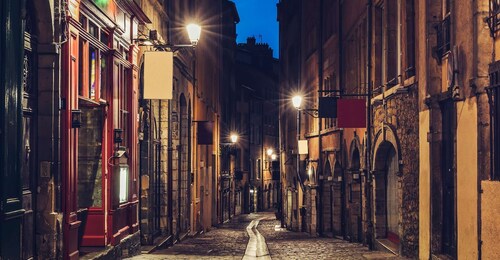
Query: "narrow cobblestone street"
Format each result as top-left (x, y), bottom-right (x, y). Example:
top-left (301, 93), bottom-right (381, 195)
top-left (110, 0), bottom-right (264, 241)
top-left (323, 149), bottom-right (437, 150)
top-left (126, 212), bottom-right (406, 260)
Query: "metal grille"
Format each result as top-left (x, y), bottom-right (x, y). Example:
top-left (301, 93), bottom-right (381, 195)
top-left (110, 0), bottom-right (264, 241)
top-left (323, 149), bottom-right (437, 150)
top-left (488, 60), bottom-right (500, 180)
top-left (488, 0), bottom-right (500, 37)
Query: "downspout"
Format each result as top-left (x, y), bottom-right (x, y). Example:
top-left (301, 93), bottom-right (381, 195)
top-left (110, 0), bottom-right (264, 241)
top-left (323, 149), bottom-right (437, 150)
top-left (317, 0), bottom-right (324, 237)
top-left (366, 0), bottom-right (374, 250)
top-left (167, 100), bottom-right (173, 238)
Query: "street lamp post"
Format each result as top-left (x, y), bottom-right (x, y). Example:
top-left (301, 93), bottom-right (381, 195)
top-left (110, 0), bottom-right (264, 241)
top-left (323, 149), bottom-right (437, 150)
top-left (137, 22), bottom-right (201, 239)
top-left (220, 133), bottom-right (238, 223)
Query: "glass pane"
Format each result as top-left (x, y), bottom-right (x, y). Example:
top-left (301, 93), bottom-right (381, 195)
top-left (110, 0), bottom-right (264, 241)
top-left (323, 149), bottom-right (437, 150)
top-left (89, 47), bottom-right (97, 99)
top-left (78, 106), bottom-right (103, 208)
top-left (89, 21), bottom-right (98, 38)
top-left (100, 31), bottom-right (109, 46)
top-left (100, 53), bottom-right (106, 99)
top-left (78, 40), bottom-right (84, 96)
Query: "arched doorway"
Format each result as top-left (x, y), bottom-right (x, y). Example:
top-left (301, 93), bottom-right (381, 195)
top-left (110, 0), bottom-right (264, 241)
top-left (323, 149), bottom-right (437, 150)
top-left (373, 141), bottom-right (400, 244)
top-left (332, 161), bottom-right (344, 237)
top-left (321, 160), bottom-right (333, 235)
top-left (178, 94), bottom-right (190, 234)
top-left (349, 147), bottom-right (362, 242)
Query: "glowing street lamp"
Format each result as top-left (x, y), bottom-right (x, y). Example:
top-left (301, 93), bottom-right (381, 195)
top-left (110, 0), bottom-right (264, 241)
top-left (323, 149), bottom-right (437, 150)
top-left (230, 133), bottom-right (238, 143)
top-left (271, 154), bottom-right (277, 161)
top-left (186, 23), bottom-right (201, 46)
top-left (292, 95), bottom-right (303, 109)
top-left (267, 148), bottom-right (274, 156)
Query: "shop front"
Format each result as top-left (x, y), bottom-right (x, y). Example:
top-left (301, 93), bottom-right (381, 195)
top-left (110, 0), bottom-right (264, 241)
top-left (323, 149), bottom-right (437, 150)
top-left (61, 0), bottom-right (147, 258)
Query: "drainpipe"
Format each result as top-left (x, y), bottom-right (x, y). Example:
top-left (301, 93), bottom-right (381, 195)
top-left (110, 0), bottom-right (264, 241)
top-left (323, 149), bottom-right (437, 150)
top-left (167, 100), bottom-right (173, 238)
top-left (366, 0), bottom-right (374, 250)
top-left (317, 0), bottom-right (324, 237)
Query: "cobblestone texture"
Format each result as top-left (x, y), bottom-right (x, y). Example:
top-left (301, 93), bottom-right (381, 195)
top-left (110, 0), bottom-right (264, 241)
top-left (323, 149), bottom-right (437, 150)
top-left (127, 212), bottom-right (410, 260)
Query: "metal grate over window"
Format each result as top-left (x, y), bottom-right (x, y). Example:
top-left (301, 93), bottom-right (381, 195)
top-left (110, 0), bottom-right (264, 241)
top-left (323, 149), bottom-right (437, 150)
top-left (488, 0), bottom-right (500, 37)
top-left (488, 60), bottom-right (500, 180)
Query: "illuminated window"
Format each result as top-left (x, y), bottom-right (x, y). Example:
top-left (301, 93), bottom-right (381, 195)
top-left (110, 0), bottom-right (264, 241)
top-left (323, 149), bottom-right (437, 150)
top-left (119, 166), bottom-right (129, 203)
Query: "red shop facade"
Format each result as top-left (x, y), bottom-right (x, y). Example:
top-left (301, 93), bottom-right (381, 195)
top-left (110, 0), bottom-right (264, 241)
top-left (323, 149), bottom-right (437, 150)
top-left (61, 0), bottom-right (148, 258)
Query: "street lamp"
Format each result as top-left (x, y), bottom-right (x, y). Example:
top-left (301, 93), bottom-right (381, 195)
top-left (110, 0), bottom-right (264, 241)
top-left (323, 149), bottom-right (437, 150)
top-left (267, 148), bottom-right (274, 157)
top-left (186, 23), bottom-right (201, 46)
top-left (292, 95), bottom-right (303, 109)
top-left (271, 154), bottom-right (277, 161)
top-left (220, 132), bottom-right (239, 223)
top-left (135, 23), bottom-right (202, 50)
top-left (230, 133), bottom-right (238, 143)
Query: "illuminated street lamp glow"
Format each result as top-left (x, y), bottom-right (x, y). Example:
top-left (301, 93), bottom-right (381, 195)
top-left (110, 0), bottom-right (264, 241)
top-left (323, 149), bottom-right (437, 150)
top-left (186, 23), bottom-right (201, 46)
top-left (230, 133), bottom-right (238, 143)
top-left (267, 148), bottom-right (274, 156)
top-left (292, 95), bottom-right (303, 109)
top-left (271, 154), bottom-right (277, 161)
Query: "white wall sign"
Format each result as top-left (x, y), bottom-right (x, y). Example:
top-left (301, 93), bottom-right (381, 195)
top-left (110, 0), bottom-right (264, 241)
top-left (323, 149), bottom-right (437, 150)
top-left (298, 140), bottom-right (308, 155)
top-left (143, 51), bottom-right (173, 99)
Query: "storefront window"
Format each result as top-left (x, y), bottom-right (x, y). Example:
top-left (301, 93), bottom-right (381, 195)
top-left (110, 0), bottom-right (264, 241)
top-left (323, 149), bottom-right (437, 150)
top-left (78, 106), bottom-right (103, 208)
top-left (89, 47), bottom-right (97, 99)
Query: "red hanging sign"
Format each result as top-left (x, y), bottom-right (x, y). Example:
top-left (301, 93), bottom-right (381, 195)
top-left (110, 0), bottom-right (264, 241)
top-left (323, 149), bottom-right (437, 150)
top-left (337, 99), bottom-right (366, 128)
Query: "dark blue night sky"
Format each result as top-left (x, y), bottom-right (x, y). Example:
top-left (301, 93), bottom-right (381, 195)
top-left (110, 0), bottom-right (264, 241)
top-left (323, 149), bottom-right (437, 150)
top-left (232, 0), bottom-right (279, 58)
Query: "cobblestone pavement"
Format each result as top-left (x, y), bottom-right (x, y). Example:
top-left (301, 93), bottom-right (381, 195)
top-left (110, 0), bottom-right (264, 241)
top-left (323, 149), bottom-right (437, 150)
top-left (258, 212), bottom-right (407, 260)
top-left (126, 214), bottom-right (257, 260)
top-left (127, 212), bottom-right (409, 260)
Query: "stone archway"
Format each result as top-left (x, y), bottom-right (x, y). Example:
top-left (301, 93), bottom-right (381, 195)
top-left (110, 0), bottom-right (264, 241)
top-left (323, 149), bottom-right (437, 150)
top-left (349, 137), bottom-right (363, 242)
top-left (372, 126), bottom-right (402, 245)
top-left (321, 160), bottom-right (333, 235)
top-left (332, 160), bottom-right (344, 237)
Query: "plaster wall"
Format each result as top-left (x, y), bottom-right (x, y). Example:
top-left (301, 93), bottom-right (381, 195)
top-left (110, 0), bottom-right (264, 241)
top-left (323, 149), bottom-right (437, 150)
top-left (418, 110), bottom-right (430, 260)
top-left (481, 181), bottom-right (500, 260)
top-left (456, 99), bottom-right (478, 260)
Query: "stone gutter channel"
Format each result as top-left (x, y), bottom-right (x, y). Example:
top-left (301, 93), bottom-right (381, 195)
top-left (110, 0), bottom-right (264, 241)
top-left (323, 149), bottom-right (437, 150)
top-left (243, 217), bottom-right (271, 260)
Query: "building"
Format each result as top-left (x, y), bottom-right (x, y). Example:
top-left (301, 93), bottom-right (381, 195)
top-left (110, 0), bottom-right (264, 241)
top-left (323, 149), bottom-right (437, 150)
top-left (0, 0), bottom-right (239, 259)
top-left (279, 0), bottom-right (500, 259)
top-left (278, 0), bottom-right (418, 257)
top-left (419, 0), bottom-right (499, 259)
top-left (235, 37), bottom-right (280, 214)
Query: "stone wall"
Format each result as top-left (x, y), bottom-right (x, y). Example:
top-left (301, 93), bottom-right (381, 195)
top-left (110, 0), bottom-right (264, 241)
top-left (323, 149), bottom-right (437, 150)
top-left (372, 85), bottom-right (419, 257)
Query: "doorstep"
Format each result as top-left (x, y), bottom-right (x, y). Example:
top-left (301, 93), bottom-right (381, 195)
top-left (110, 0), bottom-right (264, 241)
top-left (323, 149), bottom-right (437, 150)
top-left (140, 234), bottom-right (174, 254)
top-left (375, 238), bottom-right (399, 255)
top-left (80, 232), bottom-right (141, 260)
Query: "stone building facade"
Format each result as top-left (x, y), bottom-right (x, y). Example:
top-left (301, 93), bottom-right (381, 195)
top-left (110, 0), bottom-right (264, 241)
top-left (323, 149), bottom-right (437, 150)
top-left (235, 37), bottom-right (279, 214)
top-left (279, 0), bottom-right (500, 259)
top-left (279, 0), bottom-right (419, 257)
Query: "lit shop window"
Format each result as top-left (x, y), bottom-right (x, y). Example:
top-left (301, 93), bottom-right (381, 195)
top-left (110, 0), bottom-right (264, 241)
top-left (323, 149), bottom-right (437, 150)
top-left (119, 166), bottom-right (129, 203)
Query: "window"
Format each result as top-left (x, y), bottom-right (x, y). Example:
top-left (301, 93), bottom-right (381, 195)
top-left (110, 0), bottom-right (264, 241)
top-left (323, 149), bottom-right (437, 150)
top-left (435, 0), bottom-right (451, 58)
top-left (384, 0), bottom-right (399, 86)
top-left (488, 60), bottom-right (500, 180)
top-left (488, 0), bottom-right (500, 36)
top-left (116, 56), bottom-right (131, 148)
top-left (257, 159), bottom-right (261, 179)
top-left (77, 16), bottom-right (108, 102)
top-left (405, 0), bottom-right (416, 78)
